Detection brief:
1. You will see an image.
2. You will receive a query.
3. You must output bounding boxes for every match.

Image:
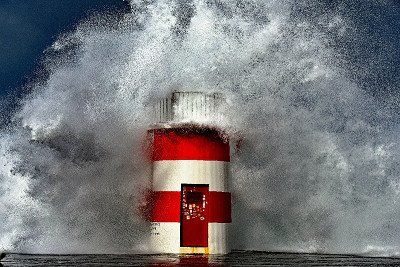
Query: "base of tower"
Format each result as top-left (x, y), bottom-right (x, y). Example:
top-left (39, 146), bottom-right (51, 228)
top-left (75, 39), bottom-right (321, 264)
top-left (150, 222), bottom-right (230, 254)
top-left (180, 247), bottom-right (210, 254)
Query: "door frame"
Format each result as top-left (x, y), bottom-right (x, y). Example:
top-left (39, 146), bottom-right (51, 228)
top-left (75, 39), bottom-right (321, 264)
top-left (180, 183), bottom-right (209, 247)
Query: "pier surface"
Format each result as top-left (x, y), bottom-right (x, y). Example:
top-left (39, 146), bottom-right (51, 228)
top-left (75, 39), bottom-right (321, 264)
top-left (2, 251), bottom-right (400, 266)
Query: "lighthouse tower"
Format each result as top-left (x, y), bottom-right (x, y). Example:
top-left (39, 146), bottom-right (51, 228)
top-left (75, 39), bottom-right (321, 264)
top-left (148, 92), bottom-right (231, 254)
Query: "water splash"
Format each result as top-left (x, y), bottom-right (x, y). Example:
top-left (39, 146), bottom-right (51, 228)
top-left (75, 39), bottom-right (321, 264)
top-left (1, 0), bottom-right (399, 255)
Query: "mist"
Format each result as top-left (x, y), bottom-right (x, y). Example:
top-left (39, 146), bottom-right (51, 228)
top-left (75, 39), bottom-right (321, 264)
top-left (1, 0), bottom-right (400, 256)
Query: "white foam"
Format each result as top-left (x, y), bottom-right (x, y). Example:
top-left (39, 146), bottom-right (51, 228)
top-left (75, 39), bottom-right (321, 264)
top-left (0, 0), bottom-right (399, 255)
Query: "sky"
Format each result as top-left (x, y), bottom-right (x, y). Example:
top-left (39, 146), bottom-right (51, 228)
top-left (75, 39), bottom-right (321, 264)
top-left (0, 0), bottom-right (399, 125)
top-left (0, 0), bottom-right (130, 125)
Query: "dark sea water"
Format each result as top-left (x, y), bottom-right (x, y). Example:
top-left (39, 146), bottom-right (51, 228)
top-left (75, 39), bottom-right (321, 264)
top-left (2, 251), bottom-right (400, 266)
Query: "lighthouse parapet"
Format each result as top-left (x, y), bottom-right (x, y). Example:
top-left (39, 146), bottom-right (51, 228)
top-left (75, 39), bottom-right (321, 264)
top-left (147, 91), bottom-right (231, 254)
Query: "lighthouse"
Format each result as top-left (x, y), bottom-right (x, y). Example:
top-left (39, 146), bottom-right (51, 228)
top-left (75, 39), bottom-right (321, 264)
top-left (148, 91), bottom-right (231, 254)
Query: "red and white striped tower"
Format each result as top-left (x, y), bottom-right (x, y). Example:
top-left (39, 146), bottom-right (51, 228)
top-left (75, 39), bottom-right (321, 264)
top-left (148, 92), bottom-right (231, 254)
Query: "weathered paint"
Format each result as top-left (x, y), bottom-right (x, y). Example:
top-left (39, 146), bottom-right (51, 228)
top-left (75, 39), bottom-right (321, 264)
top-left (149, 92), bottom-right (231, 254)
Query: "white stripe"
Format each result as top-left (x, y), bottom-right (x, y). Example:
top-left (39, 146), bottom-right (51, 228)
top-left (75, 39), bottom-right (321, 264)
top-left (152, 160), bottom-right (229, 191)
top-left (209, 223), bottom-right (229, 254)
top-left (150, 222), bottom-right (181, 253)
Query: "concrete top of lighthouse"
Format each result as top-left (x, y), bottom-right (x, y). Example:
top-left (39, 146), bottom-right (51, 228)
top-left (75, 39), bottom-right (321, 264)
top-left (153, 91), bottom-right (224, 126)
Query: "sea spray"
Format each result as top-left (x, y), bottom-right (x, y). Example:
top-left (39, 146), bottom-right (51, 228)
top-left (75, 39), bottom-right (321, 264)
top-left (0, 0), bottom-right (399, 256)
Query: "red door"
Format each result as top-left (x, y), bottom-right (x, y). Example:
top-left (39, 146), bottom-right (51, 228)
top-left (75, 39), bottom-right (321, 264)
top-left (180, 185), bottom-right (209, 247)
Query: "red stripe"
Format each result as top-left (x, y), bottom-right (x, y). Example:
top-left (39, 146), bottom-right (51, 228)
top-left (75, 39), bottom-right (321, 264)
top-left (209, 192), bottom-right (232, 223)
top-left (151, 128), bottom-right (230, 162)
top-left (149, 191), bottom-right (181, 222)
top-left (150, 191), bottom-right (231, 223)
